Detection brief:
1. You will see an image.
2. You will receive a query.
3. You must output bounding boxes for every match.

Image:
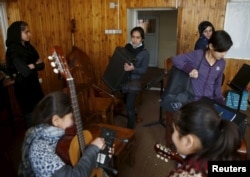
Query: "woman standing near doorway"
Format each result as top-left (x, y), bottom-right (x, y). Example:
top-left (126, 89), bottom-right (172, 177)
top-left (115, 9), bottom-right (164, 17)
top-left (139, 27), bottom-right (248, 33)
top-left (122, 26), bottom-right (150, 129)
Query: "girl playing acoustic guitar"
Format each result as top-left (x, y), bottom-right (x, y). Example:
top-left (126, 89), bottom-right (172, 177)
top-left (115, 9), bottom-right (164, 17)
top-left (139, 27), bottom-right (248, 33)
top-left (168, 101), bottom-right (241, 177)
top-left (18, 91), bottom-right (108, 177)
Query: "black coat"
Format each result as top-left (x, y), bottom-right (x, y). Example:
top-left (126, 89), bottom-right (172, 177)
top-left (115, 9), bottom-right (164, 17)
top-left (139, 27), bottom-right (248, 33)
top-left (5, 21), bottom-right (44, 114)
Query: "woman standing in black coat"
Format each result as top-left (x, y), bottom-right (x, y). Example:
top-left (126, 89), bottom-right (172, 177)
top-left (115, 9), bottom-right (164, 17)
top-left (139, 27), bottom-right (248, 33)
top-left (5, 21), bottom-right (44, 128)
top-left (122, 26), bottom-right (149, 129)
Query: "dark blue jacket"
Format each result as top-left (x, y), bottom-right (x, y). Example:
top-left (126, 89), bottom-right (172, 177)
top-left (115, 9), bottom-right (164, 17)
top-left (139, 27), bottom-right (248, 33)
top-left (122, 49), bottom-right (149, 92)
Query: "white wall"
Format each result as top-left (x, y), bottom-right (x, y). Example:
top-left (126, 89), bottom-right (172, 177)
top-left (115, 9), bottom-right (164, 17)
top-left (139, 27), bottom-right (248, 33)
top-left (224, 0), bottom-right (250, 59)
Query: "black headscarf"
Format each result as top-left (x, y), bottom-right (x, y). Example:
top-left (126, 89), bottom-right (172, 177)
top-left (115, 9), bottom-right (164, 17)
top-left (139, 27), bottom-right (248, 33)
top-left (6, 21), bottom-right (29, 47)
top-left (5, 21), bottom-right (38, 76)
top-left (198, 21), bottom-right (215, 37)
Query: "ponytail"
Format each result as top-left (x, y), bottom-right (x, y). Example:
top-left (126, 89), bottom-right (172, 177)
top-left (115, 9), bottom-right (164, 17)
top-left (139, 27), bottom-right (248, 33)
top-left (205, 119), bottom-right (241, 160)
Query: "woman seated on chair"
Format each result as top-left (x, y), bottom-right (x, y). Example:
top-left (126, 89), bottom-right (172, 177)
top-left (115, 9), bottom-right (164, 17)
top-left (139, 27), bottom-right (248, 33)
top-left (167, 101), bottom-right (241, 177)
top-left (18, 91), bottom-right (110, 177)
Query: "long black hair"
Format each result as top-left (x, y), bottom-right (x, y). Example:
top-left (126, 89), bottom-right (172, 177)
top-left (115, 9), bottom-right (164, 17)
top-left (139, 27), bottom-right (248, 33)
top-left (174, 101), bottom-right (241, 161)
top-left (198, 21), bottom-right (215, 36)
top-left (32, 91), bottom-right (72, 125)
top-left (5, 21), bottom-right (29, 47)
top-left (208, 30), bottom-right (233, 52)
top-left (130, 26), bottom-right (145, 40)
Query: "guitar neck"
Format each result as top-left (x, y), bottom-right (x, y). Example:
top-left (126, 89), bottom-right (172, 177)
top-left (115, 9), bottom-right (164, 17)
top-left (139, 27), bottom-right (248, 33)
top-left (154, 144), bottom-right (184, 164)
top-left (68, 78), bottom-right (85, 155)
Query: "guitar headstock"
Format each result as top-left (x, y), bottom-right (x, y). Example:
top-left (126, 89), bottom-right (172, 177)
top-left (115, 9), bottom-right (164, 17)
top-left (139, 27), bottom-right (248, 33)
top-left (154, 143), bottom-right (184, 164)
top-left (48, 46), bottom-right (73, 81)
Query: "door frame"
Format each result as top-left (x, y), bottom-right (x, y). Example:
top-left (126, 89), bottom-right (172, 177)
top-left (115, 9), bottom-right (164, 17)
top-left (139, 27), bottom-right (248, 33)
top-left (137, 15), bottom-right (159, 67)
top-left (127, 8), bottom-right (177, 68)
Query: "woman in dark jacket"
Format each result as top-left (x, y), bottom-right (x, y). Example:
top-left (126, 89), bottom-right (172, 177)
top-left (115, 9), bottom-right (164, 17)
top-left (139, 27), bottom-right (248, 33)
top-left (5, 21), bottom-right (45, 128)
top-left (122, 26), bottom-right (150, 129)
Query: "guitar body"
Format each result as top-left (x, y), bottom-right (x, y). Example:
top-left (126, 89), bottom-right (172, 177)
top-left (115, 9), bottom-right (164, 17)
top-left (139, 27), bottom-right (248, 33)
top-left (56, 128), bottom-right (93, 166)
top-left (69, 130), bottom-right (92, 166)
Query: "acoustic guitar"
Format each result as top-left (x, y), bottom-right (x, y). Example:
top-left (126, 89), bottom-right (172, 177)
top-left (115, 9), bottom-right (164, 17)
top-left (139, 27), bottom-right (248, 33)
top-left (154, 143), bottom-right (184, 164)
top-left (48, 46), bottom-right (103, 176)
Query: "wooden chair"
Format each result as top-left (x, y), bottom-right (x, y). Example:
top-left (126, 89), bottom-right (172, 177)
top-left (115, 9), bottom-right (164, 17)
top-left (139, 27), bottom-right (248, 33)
top-left (238, 138), bottom-right (248, 160)
top-left (66, 46), bottom-right (114, 125)
top-left (163, 57), bottom-right (173, 89)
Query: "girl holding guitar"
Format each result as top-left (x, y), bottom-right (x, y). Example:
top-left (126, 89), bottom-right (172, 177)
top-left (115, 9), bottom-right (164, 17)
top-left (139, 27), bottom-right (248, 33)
top-left (165, 101), bottom-right (241, 177)
top-left (18, 91), bottom-right (107, 177)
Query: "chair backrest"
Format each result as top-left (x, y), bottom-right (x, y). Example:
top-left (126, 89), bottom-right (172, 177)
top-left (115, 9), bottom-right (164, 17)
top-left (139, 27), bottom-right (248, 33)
top-left (164, 57), bottom-right (173, 72)
top-left (228, 63), bottom-right (250, 91)
top-left (163, 57), bottom-right (173, 89)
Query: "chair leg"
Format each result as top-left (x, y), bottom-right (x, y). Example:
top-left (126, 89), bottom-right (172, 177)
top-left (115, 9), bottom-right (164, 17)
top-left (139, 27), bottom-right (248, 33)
top-left (165, 111), bottom-right (175, 150)
top-left (237, 138), bottom-right (247, 160)
top-left (101, 103), bottom-right (114, 124)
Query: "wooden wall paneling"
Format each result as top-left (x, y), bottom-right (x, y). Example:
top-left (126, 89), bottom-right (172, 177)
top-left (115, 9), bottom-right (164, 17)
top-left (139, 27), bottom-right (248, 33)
top-left (82, 1), bottom-right (93, 55)
top-left (28, 0), bottom-right (71, 94)
top-left (6, 1), bottom-right (20, 23)
top-left (92, 0), bottom-right (109, 84)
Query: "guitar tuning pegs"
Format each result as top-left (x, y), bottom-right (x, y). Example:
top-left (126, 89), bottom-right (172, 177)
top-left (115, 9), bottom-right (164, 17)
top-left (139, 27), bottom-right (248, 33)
top-left (53, 68), bottom-right (59, 74)
top-left (50, 62), bottom-right (56, 67)
top-left (48, 56), bottom-right (53, 60)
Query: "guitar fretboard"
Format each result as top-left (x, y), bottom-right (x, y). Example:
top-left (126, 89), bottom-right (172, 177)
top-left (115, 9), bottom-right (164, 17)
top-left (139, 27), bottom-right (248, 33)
top-left (68, 78), bottom-right (85, 155)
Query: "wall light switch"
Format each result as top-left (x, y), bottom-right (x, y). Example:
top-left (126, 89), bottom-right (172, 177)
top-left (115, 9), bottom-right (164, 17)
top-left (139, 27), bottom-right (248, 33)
top-left (115, 29), bottom-right (122, 34)
top-left (105, 29), bottom-right (122, 34)
top-left (109, 2), bottom-right (116, 8)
